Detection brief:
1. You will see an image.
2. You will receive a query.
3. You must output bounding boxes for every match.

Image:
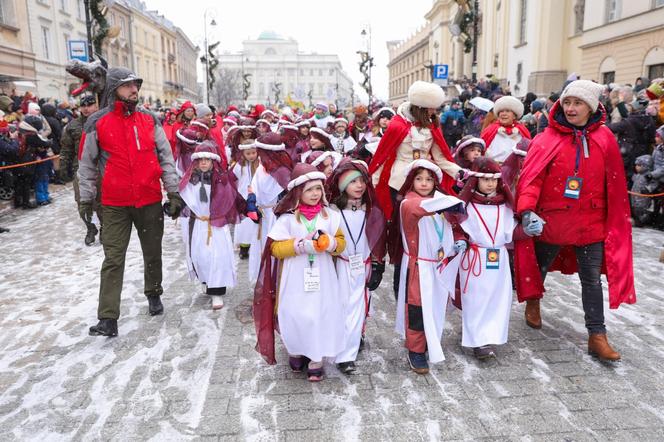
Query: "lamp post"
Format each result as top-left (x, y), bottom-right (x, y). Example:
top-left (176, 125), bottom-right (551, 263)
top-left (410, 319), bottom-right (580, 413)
top-left (471, 0), bottom-right (479, 82)
top-left (83, 0), bottom-right (94, 61)
top-left (203, 10), bottom-right (217, 103)
top-left (360, 25), bottom-right (373, 105)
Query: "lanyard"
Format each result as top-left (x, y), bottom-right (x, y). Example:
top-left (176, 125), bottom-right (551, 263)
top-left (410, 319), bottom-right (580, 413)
top-left (340, 209), bottom-right (366, 255)
top-left (431, 215), bottom-right (444, 244)
top-left (471, 202), bottom-right (500, 246)
top-left (573, 129), bottom-right (588, 175)
top-left (301, 214), bottom-right (319, 264)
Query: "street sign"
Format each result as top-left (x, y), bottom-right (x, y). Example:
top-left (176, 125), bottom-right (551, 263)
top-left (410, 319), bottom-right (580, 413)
top-left (433, 64), bottom-right (449, 86)
top-left (68, 40), bottom-right (88, 62)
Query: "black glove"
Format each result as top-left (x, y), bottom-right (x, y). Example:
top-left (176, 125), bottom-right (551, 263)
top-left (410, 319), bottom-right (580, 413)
top-left (163, 192), bottom-right (185, 219)
top-left (246, 193), bottom-right (261, 224)
top-left (645, 172), bottom-right (653, 180)
top-left (366, 261), bottom-right (385, 291)
top-left (79, 200), bottom-right (93, 224)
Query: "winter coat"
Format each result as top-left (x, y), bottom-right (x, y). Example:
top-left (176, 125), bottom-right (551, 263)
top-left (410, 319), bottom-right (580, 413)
top-left (608, 111), bottom-right (656, 178)
top-left (60, 115), bottom-right (85, 174)
top-left (651, 143), bottom-right (664, 183)
top-left (441, 108), bottom-right (466, 138)
top-left (79, 100), bottom-right (178, 207)
top-left (630, 155), bottom-right (654, 213)
top-left (517, 101), bottom-right (615, 246)
top-left (41, 104), bottom-right (62, 154)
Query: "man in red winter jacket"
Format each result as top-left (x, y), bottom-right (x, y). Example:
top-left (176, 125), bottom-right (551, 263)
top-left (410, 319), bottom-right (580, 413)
top-left (515, 80), bottom-right (636, 362)
top-left (78, 67), bottom-right (184, 337)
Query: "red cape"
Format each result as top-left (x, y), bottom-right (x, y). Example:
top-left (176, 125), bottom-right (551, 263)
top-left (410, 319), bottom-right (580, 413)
top-left (514, 103), bottom-right (636, 309)
top-left (481, 121), bottom-right (531, 149)
top-left (368, 114), bottom-right (456, 219)
top-left (253, 238), bottom-right (278, 364)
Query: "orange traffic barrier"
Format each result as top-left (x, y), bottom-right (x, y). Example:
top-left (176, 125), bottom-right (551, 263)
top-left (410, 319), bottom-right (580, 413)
top-left (0, 155), bottom-right (60, 170)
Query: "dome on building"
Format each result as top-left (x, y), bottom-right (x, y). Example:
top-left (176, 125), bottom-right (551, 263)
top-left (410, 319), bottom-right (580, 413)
top-left (257, 30), bottom-right (284, 40)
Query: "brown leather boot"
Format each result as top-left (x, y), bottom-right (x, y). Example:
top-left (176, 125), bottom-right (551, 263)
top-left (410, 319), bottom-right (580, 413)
top-left (525, 299), bottom-right (542, 329)
top-left (588, 333), bottom-right (621, 362)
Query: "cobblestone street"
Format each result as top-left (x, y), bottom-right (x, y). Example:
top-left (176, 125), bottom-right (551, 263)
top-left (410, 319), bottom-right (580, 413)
top-left (1, 185), bottom-right (664, 441)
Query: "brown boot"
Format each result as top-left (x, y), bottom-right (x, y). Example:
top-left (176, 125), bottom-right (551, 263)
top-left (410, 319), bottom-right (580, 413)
top-left (525, 299), bottom-right (542, 329)
top-left (588, 333), bottom-right (621, 362)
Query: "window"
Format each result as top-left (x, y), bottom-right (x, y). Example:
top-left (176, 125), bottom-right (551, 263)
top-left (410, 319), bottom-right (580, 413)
top-left (310, 69), bottom-right (314, 76)
top-left (259, 83), bottom-right (264, 96)
top-left (77, 0), bottom-right (84, 19)
top-left (60, 0), bottom-right (67, 12)
top-left (649, 63), bottom-right (664, 79)
top-left (152, 35), bottom-right (156, 50)
top-left (63, 34), bottom-right (69, 58)
top-left (519, 0), bottom-right (527, 44)
top-left (1, 0), bottom-right (18, 26)
top-left (602, 71), bottom-right (615, 84)
top-left (656, 0), bottom-right (664, 7)
top-left (41, 26), bottom-right (51, 59)
top-left (574, 0), bottom-right (585, 34)
top-left (516, 62), bottom-right (523, 84)
top-left (265, 47), bottom-right (276, 55)
top-left (122, 55), bottom-right (128, 66)
top-left (606, 0), bottom-right (620, 22)
top-left (143, 30), bottom-right (148, 46)
top-left (317, 83), bottom-right (323, 94)
top-left (329, 68), bottom-right (334, 76)
top-left (299, 69), bottom-right (304, 76)
top-left (120, 17), bottom-right (126, 37)
top-left (136, 56), bottom-right (141, 74)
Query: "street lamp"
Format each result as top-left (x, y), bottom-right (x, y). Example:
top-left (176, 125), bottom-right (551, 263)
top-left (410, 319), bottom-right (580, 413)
top-left (203, 10), bottom-right (217, 103)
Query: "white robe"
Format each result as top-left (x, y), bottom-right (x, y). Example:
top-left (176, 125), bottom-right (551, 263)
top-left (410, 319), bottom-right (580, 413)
top-left (395, 193), bottom-right (462, 364)
top-left (331, 135), bottom-right (357, 155)
top-left (248, 165), bottom-right (283, 283)
top-left (180, 182), bottom-right (236, 289)
top-left (269, 211), bottom-right (345, 362)
top-left (486, 131), bottom-right (522, 163)
top-left (334, 208), bottom-right (371, 363)
top-left (232, 162), bottom-right (259, 247)
top-left (459, 202), bottom-right (515, 347)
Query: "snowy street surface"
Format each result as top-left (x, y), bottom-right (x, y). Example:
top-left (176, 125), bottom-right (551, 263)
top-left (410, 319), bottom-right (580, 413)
top-left (1, 184), bottom-right (664, 441)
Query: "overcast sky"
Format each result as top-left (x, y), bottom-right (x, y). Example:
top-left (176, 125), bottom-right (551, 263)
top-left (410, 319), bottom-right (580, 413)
top-left (143, 0), bottom-right (433, 103)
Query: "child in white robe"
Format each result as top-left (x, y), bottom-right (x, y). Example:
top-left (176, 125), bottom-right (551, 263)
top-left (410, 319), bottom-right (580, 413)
top-left (253, 163), bottom-right (346, 382)
top-left (455, 157), bottom-right (535, 359)
top-left (179, 142), bottom-right (247, 310)
top-left (328, 158), bottom-right (386, 374)
top-left (231, 140), bottom-right (260, 260)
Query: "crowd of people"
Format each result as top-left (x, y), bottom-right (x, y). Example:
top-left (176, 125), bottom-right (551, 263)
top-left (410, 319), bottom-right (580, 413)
top-left (3, 67), bottom-right (658, 382)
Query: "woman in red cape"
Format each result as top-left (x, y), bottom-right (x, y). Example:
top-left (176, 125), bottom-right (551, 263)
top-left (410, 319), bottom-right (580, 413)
top-left (514, 80), bottom-right (636, 362)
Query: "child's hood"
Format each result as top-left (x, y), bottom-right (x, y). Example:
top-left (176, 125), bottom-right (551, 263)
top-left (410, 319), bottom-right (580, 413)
top-left (635, 154), bottom-right (653, 171)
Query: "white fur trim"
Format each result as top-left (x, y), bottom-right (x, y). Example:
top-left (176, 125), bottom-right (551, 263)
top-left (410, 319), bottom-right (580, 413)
top-left (255, 140), bottom-right (285, 151)
top-left (191, 151), bottom-right (221, 162)
top-left (311, 151), bottom-right (342, 169)
top-left (256, 119), bottom-right (270, 126)
top-left (333, 117), bottom-right (349, 126)
top-left (223, 118), bottom-right (237, 126)
top-left (287, 171), bottom-right (327, 191)
top-left (373, 106), bottom-right (396, 118)
top-left (237, 125), bottom-right (256, 131)
top-left (190, 120), bottom-right (209, 130)
top-left (310, 127), bottom-right (332, 140)
top-left (239, 142), bottom-right (256, 150)
top-left (295, 119), bottom-right (312, 127)
top-left (280, 124), bottom-right (298, 131)
top-left (408, 81), bottom-right (445, 109)
top-left (403, 159), bottom-right (443, 182)
top-left (560, 79), bottom-right (604, 112)
top-left (467, 170), bottom-right (501, 179)
top-left (176, 129), bottom-right (200, 145)
top-left (456, 137), bottom-right (486, 152)
top-left (512, 146), bottom-right (527, 157)
top-left (351, 159), bottom-right (369, 170)
top-left (261, 109), bottom-right (277, 118)
top-left (493, 96), bottom-right (524, 119)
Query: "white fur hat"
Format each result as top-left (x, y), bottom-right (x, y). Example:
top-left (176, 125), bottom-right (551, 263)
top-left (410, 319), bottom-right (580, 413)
top-left (560, 79), bottom-right (605, 112)
top-left (408, 81), bottom-right (445, 109)
top-left (493, 96), bottom-right (524, 119)
top-left (403, 159), bottom-right (443, 182)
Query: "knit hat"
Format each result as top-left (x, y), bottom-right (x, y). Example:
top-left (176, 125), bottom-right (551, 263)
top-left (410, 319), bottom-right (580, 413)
top-left (373, 106), bottom-right (395, 120)
top-left (0, 95), bottom-right (12, 113)
top-left (531, 100), bottom-right (544, 113)
top-left (560, 80), bottom-right (605, 112)
top-left (255, 132), bottom-right (285, 151)
top-left (646, 80), bottom-right (664, 100)
top-left (408, 81), bottom-right (445, 109)
top-left (191, 142), bottom-right (221, 162)
top-left (27, 102), bottom-right (41, 115)
top-left (195, 103), bottom-right (212, 117)
top-left (314, 102), bottom-right (329, 112)
top-left (493, 96), bottom-right (524, 119)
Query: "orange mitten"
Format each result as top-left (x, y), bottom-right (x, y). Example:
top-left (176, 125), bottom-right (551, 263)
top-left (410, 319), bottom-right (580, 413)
top-left (314, 234), bottom-right (330, 252)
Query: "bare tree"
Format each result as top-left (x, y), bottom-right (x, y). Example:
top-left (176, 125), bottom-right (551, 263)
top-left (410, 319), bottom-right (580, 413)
top-left (210, 68), bottom-right (242, 108)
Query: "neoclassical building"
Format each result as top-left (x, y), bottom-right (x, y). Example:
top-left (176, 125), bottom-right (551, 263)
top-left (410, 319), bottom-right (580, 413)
top-left (217, 31), bottom-right (353, 108)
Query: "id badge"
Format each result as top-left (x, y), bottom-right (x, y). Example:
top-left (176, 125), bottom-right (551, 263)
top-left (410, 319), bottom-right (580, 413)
top-left (564, 176), bottom-right (583, 199)
top-left (486, 248), bottom-right (500, 270)
top-left (437, 247), bottom-right (446, 263)
top-left (348, 254), bottom-right (364, 277)
top-left (304, 267), bottom-right (321, 292)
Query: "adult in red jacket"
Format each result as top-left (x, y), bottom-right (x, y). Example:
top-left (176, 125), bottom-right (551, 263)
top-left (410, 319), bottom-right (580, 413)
top-left (514, 80), bottom-right (636, 362)
top-left (78, 67), bottom-right (184, 337)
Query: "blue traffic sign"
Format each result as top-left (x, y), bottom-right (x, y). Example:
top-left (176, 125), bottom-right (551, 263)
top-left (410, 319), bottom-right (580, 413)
top-left (433, 64), bottom-right (449, 80)
top-left (68, 40), bottom-right (88, 62)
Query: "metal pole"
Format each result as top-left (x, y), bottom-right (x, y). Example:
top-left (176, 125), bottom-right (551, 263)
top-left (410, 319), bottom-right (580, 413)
top-left (368, 24), bottom-right (372, 106)
top-left (472, 0), bottom-right (479, 82)
top-left (83, 0), bottom-right (94, 61)
top-left (204, 15), bottom-right (209, 104)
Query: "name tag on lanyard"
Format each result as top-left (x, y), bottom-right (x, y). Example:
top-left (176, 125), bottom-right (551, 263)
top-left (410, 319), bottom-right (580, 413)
top-left (486, 248), bottom-right (500, 270)
top-left (348, 254), bottom-right (364, 277)
top-left (304, 267), bottom-right (321, 292)
top-left (564, 176), bottom-right (583, 199)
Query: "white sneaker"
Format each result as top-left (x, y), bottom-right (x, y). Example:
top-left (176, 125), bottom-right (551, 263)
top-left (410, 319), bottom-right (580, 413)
top-left (211, 295), bottom-right (224, 310)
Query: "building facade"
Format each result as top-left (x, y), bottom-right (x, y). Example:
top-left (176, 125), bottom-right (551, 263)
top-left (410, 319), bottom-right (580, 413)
top-left (218, 31), bottom-right (354, 108)
top-left (25, 0), bottom-right (89, 98)
top-left (103, 0), bottom-right (133, 71)
top-left (580, 0), bottom-right (664, 84)
top-left (175, 27), bottom-right (200, 103)
top-left (0, 0), bottom-right (37, 94)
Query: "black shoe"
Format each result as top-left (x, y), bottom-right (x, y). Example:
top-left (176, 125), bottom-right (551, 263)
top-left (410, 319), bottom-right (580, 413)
top-left (407, 351), bottom-right (429, 374)
top-left (84, 225), bottom-right (98, 246)
top-left (473, 345), bottom-right (496, 360)
top-left (0, 227), bottom-right (9, 233)
top-left (147, 295), bottom-right (164, 316)
top-left (337, 361), bottom-right (357, 374)
top-left (358, 336), bottom-right (365, 352)
top-left (239, 245), bottom-right (250, 260)
top-left (38, 200), bottom-right (51, 206)
top-left (23, 201), bottom-right (37, 209)
top-left (89, 319), bottom-right (118, 337)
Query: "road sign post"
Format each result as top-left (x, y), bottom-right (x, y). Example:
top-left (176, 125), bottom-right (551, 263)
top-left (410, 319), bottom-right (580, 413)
top-left (433, 64), bottom-right (449, 86)
top-left (68, 40), bottom-right (89, 62)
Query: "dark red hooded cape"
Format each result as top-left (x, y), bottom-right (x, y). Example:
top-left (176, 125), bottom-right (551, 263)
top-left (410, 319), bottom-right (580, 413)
top-left (514, 102), bottom-right (636, 309)
top-left (368, 113), bottom-right (456, 220)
